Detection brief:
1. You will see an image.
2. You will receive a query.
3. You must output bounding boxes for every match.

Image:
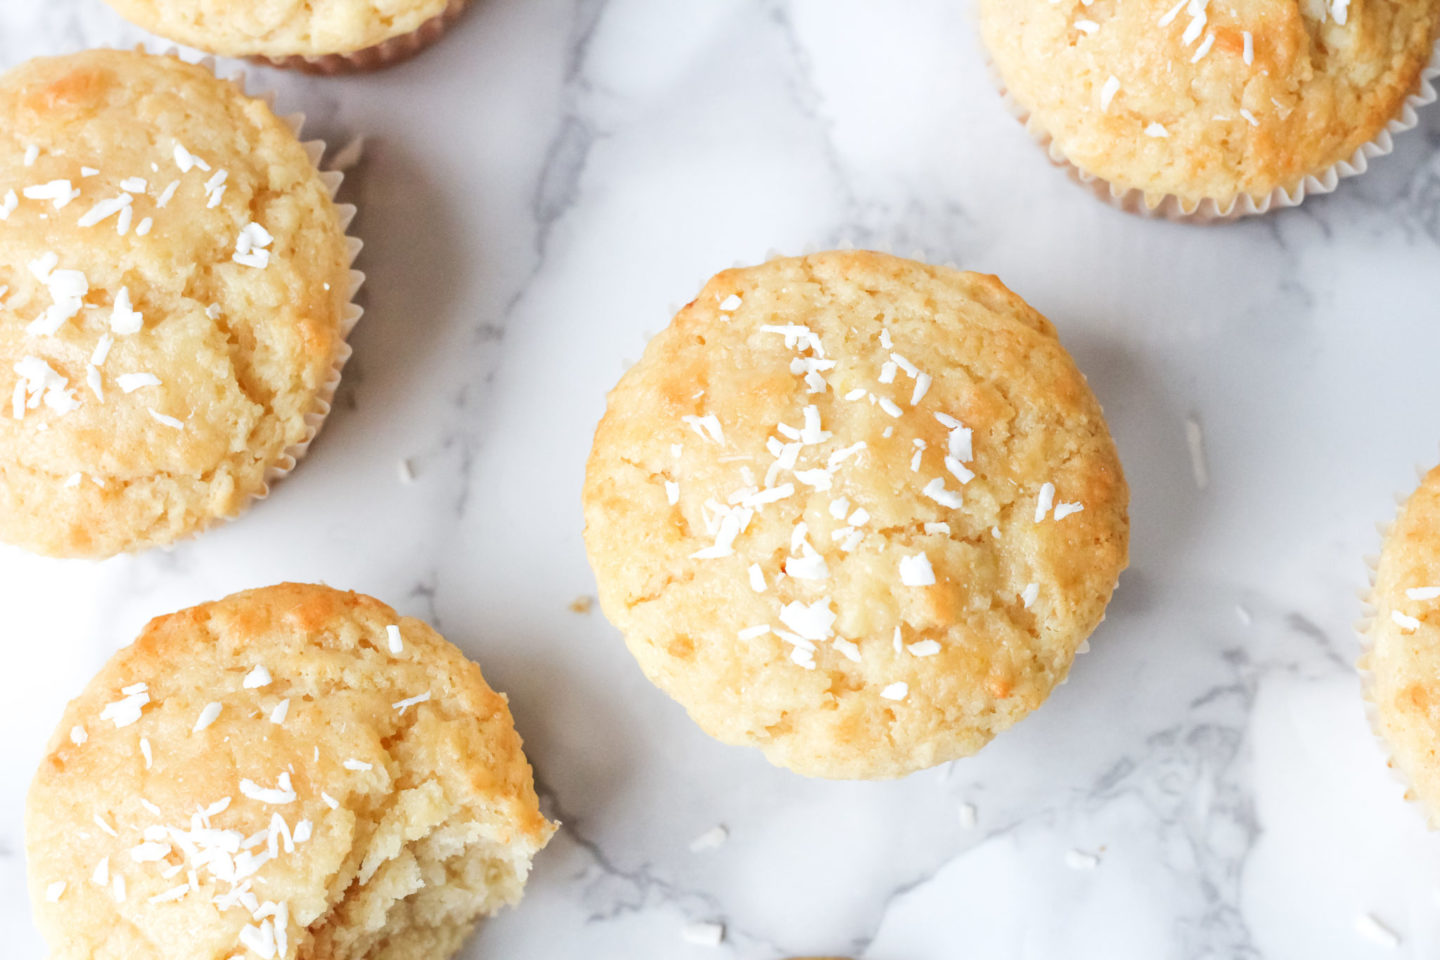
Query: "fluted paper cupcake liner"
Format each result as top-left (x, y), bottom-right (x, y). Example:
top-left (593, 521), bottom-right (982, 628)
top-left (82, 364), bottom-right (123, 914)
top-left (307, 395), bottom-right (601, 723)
top-left (244, 89), bottom-right (365, 499)
top-left (257, 0), bottom-right (470, 74)
top-left (162, 54), bottom-right (365, 543)
top-left (988, 38), bottom-right (1440, 223)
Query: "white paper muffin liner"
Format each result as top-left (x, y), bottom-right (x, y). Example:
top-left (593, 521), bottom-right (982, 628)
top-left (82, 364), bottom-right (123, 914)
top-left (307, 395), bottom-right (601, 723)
top-left (1356, 461), bottom-right (1436, 824)
top-left (160, 54), bottom-right (366, 544)
top-left (988, 37), bottom-right (1440, 223)
top-left (257, 0), bottom-right (470, 74)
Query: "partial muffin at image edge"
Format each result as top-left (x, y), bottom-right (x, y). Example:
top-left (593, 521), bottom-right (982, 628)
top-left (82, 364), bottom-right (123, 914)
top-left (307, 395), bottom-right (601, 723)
top-left (101, 0), bottom-right (471, 72)
top-left (979, 0), bottom-right (1440, 218)
top-left (0, 49), bottom-right (362, 558)
top-left (26, 582), bottom-right (555, 960)
top-left (1361, 464), bottom-right (1440, 827)
top-left (582, 250), bottom-right (1129, 780)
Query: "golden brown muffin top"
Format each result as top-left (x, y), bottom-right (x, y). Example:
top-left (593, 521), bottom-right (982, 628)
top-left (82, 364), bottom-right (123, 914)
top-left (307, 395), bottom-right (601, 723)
top-left (26, 583), bottom-right (554, 960)
top-left (584, 251), bottom-right (1129, 779)
top-left (0, 50), bottom-right (356, 558)
top-left (981, 0), bottom-right (1440, 208)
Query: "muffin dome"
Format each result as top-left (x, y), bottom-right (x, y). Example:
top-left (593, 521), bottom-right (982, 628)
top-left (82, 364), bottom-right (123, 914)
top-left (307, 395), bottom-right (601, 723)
top-left (102, 0), bottom-right (461, 59)
top-left (583, 251), bottom-right (1129, 779)
top-left (0, 50), bottom-right (359, 557)
top-left (26, 583), bottom-right (554, 960)
top-left (980, 0), bottom-right (1440, 212)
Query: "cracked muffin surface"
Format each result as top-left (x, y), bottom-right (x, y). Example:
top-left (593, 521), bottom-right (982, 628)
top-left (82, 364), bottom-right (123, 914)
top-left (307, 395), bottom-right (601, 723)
top-left (0, 49), bottom-right (353, 557)
top-left (583, 251), bottom-right (1129, 780)
top-left (25, 582), bottom-right (554, 960)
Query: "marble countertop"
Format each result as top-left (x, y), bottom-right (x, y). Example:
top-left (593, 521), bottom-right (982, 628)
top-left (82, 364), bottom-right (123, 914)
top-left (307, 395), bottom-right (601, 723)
top-left (5, 1), bottom-right (1440, 957)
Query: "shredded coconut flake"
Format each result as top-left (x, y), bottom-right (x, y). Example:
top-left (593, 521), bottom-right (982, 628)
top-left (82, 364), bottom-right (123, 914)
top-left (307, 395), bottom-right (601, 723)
top-left (680, 922), bottom-right (725, 947)
top-left (1185, 417), bottom-right (1208, 489)
top-left (1191, 31), bottom-right (1215, 62)
top-left (880, 682), bottom-right (909, 702)
top-left (239, 773), bottom-right (296, 805)
top-left (1100, 75), bottom-right (1121, 111)
top-left (682, 413), bottom-right (725, 445)
top-left (110, 287), bottom-right (143, 335)
top-left (173, 143), bottom-right (211, 174)
top-left (117, 372), bottom-right (160, 393)
top-left (778, 599), bottom-right (836, 642)
top-left (1053, 502), bottom-right (1085, 521)
top-left (148, 409), bottom-right (184, 429)
top-left (911, 373), bottom-right (931, 405)
top-left (23, 179), bottom-right (79, 209)
top-left (899, 552), bottom-right (936, 586)
top-left (232, 222), bottom-right (273, 269)
top-left (77, 192), bottom-right (133, 228)
top-left (1392, 610), bottom-right (1421, 632)
top-left (923, 477), bottom-right (963, 509)
top-left (392, 692), bottom-right (431, 714)
top-left (689, 825), bottom-right (729, 852)
top-left (100, 686), bottom-right (151, 728)
top-left (192, 702), bottom-right (222, 733)
top-left (1035, 483), bottom-right (1056, 522)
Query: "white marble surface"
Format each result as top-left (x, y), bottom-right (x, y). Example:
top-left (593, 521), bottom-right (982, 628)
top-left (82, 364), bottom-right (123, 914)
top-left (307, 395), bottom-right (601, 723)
top-left (4, 1), bottom-right (1440, 957)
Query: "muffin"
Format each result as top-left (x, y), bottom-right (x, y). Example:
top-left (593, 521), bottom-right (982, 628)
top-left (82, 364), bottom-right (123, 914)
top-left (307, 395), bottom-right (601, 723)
top-left (1362, 465), bottom-right (1440, 826)
top-left (26, 582), bottom-right (554, 960)
top-left (0, 50), bottom-right (361, 558)
top-left (979, 0), bottom-right (1440, 218)
top-left (582, 251), bottom-right (1129, 780)
top-left (101, 0), bottom-right (470, 72)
